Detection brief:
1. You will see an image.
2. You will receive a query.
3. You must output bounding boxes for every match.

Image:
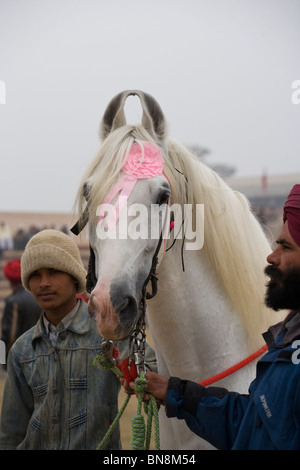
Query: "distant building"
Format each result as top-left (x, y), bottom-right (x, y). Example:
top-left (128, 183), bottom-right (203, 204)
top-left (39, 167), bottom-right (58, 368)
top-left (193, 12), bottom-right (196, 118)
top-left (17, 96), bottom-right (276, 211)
top-left (225, 173), bottom-right (300, 239)
top-left (225, 173), bottom-right (300, 210)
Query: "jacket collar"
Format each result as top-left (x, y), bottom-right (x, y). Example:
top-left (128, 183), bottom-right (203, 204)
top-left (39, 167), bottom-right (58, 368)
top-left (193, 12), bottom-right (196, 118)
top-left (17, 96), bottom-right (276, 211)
top-left (32, 299), bottom-right (91, 343)
top-left (263, 310), bottom-right (300, 349)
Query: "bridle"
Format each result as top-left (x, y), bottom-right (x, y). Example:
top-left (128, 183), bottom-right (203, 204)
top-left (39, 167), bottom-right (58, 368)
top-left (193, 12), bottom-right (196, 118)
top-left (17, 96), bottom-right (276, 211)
top-left (71, 162), bottom-right (187, 294)
top-left (70, 212), bottom-right (97, 294)
top-left (71, 172), bottom-right (268, 383)
top-left (71, 162), bottom-right (188, 373)
top-left (70, 200), bottom-right (172, 374)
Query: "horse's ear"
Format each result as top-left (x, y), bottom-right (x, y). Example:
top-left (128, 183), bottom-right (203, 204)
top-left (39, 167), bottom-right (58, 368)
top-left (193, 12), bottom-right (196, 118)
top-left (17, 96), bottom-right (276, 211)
top-left (100, 90), bottom-right (129, 141)
top-left (133, 90), bottom-right (167, 144)
top-left (100, 90), bottom-right (167, 145)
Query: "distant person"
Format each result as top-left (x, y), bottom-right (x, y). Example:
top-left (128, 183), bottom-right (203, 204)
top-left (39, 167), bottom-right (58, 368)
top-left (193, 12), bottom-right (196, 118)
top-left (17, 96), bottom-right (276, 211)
top-left (0, 259), bottom-right (42, 361)
top-left (27, 225), bottom-right (40, 239)
top-left (60, 224), bottom-right (70, 235)
top-left (13, 225), bottom-right (28, 250)
top-left (0, 222), bottom-right (13, 251)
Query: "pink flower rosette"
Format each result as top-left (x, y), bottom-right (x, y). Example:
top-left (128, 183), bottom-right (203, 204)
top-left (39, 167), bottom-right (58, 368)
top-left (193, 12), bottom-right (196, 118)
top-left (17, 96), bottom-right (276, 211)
top-left (98, 141), bottom-right (167, 230)
top-left (122, 141), bottom-right (165, 179)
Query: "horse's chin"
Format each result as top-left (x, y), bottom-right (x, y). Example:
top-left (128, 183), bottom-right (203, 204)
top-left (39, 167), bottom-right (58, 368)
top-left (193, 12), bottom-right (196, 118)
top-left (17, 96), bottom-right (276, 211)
top-left (94, 313), bottom-right (122, 341)
top-left (91, 308), bottom-right (136, 341)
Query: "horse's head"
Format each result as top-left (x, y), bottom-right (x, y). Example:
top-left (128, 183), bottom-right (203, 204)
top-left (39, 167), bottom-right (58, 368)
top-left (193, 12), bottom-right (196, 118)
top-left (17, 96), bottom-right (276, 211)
top-left (76, 91), bottom-right (176, 340)
top-left (88, 173), bottom-right (170, 340)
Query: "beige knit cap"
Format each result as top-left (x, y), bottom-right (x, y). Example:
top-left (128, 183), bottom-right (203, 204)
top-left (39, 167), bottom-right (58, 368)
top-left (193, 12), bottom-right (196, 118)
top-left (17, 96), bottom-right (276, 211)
top-left (21, 229), bottom-right (87, 294)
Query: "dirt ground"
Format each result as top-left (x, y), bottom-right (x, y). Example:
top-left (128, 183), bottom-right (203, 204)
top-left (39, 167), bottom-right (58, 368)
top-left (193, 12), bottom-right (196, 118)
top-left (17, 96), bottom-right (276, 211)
top-left (0, 370), bottom-right (155, 450)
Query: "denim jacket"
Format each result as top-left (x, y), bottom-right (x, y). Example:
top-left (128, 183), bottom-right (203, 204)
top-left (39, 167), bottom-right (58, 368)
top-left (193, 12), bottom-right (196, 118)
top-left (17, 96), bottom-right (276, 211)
top-left (0, 299), bottom-right (155, 450)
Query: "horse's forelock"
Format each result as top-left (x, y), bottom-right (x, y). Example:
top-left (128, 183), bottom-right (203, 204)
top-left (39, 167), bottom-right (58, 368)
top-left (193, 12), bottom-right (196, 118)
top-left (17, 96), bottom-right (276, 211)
top-left (76, 125), bottom-right (172, 222)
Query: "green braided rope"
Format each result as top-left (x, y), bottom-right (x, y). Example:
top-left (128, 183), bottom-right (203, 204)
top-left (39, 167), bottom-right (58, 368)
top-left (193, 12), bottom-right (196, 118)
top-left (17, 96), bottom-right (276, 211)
top-left (130, 372), bottom-right (160, 450)
top-left (93, 353), bottom-right (122, 377)
top-left (146, 394), bottom-right (160, 450)
top-left (130, 374), bottom-right (147, 450)
top-left (96, 393), bottom-right (131, 450)
top-left (94, 352), bottom-right (160, 450)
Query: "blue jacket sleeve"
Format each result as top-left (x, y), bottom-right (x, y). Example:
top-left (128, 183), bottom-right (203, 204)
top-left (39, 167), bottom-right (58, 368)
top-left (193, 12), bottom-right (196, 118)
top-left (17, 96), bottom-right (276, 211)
top-left (165, 377), bottom-right (250, 450)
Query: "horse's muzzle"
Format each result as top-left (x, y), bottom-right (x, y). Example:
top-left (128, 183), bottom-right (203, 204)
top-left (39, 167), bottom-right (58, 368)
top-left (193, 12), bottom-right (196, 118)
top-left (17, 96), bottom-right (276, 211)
top-left (89, 281), bottom-right (139, 341)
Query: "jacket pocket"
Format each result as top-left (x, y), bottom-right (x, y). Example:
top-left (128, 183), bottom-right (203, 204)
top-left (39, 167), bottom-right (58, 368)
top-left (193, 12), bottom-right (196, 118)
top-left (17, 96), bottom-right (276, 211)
top-left (34, 382), bottom-right (48, 398)
top-left (67, 376), bottom-right (88, 429)
top-left (67, 410), bottom-right (87, 429)
top-left (69, 377), bottom-right (87, 389)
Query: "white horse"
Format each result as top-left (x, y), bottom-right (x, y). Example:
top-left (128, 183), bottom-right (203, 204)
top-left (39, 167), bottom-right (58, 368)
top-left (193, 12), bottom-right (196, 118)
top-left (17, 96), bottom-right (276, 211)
top-left (75, 90), bottom-right (283, 450)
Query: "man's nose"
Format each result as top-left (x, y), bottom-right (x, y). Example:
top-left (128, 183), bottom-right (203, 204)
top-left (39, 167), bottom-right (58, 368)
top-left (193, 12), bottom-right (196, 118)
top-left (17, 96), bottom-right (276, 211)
top-left (39, 273), bottom-right (51, 287)
top-left (266, 247), bottom-right (280, 267)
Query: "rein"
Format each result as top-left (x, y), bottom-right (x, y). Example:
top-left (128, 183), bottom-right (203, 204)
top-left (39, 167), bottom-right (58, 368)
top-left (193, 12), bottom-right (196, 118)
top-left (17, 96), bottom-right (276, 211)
top-left (199, 344), bottom-right (268, 387)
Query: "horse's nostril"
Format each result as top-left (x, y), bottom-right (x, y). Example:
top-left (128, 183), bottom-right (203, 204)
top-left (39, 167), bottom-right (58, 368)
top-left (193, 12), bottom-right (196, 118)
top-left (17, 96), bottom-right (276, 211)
top-left (116, 295), bottom-right (138, 328)
top-left (119, 296), bottom-right (137, 317)
top-left (118, 298), bottom-right (130, 312)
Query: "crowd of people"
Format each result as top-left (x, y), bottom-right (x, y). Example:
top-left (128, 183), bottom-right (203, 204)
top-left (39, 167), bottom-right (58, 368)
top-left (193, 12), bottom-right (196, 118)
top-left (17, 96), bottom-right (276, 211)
top-left (0, 221), bottom-right (71, 253)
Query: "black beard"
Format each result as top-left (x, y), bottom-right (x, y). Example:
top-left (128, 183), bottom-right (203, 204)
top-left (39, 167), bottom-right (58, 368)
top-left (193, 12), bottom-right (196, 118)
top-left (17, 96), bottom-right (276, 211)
top-left (264, 265), bottom-right (300, 311)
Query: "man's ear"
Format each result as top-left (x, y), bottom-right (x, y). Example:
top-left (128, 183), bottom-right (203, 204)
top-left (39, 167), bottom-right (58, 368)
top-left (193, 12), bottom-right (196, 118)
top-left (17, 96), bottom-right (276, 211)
top-left (72, 276), bottom-right (79, 290)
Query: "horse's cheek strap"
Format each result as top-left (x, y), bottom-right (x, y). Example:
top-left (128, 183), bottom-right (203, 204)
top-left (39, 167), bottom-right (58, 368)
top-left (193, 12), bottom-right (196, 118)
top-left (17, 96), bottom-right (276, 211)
top-left (86, 245), bottom-right (97, 293)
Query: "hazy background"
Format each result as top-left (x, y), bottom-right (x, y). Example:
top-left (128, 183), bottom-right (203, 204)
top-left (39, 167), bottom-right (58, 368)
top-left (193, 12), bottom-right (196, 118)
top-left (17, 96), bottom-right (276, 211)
top-left (0, 0), bottom-right (299, 213)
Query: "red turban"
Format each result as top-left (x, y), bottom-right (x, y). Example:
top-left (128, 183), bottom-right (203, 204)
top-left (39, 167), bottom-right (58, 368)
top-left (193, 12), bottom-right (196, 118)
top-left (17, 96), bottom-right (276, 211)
top-left (4, 259), bottom-right (21, 284)
top-left (283, 184), bottom-right (300, 247)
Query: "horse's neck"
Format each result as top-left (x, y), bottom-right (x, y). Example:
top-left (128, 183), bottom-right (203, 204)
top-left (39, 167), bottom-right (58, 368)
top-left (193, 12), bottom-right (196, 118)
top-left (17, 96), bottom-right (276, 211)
top-left (147, 247), bottom-right (262, 388)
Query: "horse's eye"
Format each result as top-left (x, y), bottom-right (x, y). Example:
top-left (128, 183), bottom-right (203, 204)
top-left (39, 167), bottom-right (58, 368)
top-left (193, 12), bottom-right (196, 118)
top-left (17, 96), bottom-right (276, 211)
top-left (157, 191), bottom-right (170, 206)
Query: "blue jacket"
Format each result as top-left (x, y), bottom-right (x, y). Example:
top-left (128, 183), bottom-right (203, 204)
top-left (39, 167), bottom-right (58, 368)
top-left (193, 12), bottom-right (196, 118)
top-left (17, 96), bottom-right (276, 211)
top-left (166, 311), bottom-right (300, 450)
top-left (0, 299), bottom-right (156, 450)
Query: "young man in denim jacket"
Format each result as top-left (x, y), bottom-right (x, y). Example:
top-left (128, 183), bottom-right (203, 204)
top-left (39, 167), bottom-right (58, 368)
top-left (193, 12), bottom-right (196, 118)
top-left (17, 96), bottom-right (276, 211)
top-left (0, 229), bottom-right (155, 450)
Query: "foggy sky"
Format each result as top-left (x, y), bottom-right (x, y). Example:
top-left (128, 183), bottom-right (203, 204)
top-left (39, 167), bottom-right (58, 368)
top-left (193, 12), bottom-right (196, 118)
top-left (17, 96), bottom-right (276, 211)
top-left (0, 0), bottom-right (299, 213)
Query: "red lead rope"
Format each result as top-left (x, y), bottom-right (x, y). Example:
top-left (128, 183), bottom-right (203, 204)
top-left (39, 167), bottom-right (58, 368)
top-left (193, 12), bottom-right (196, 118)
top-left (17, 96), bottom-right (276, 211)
top-left (80, 293), bottom-right (268, 387)
top-left (117, 356), bottom-right (139, 383)
top-left (78, 287), bottom-right (268, 386)
top-left (198, 344), bottom-right (268, 387)
top-left (116, 344), bottom-right (268, 387)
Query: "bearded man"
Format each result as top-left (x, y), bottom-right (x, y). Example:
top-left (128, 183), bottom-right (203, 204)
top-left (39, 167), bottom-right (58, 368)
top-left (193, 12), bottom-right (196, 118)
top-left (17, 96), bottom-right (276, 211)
top-left (265, 184), bottom-right (300, 313)
top-left (129, 184), bottom-right (300, 450)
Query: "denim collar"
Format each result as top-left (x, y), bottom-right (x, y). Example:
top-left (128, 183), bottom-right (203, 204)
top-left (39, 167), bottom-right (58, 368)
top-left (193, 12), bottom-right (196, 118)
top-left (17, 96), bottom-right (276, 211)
top-left (32, 299), bottom-right (91, 343)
